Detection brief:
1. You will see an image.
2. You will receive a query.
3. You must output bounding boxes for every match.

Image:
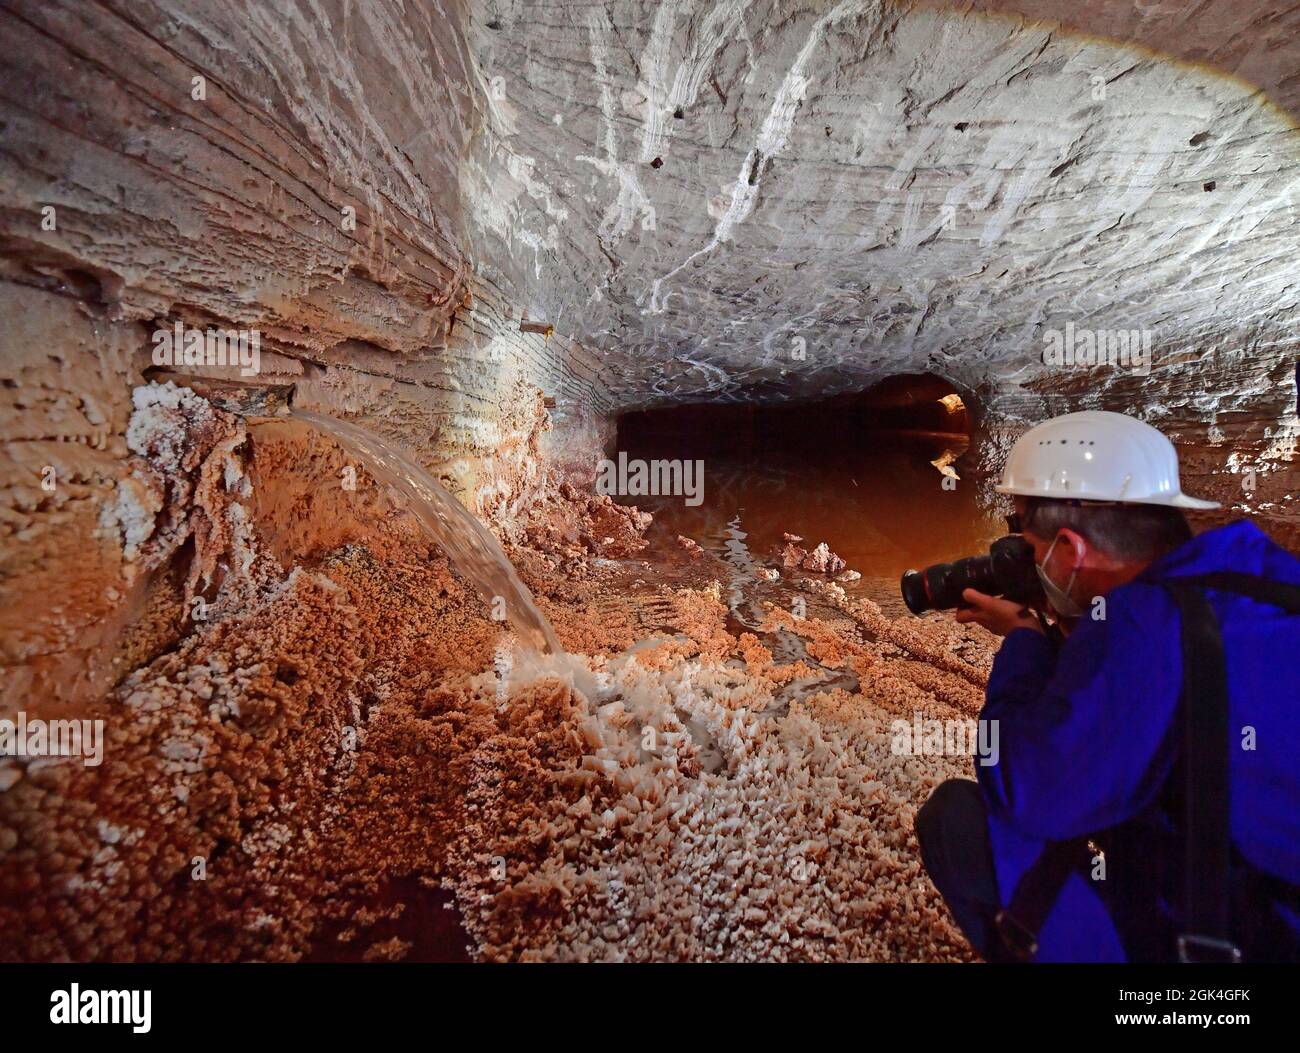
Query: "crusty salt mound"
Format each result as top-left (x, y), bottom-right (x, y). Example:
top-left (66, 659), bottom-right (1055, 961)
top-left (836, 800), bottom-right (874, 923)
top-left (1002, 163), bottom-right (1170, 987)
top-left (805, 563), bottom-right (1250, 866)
top-left (0, 386), bottom-right (996, 962)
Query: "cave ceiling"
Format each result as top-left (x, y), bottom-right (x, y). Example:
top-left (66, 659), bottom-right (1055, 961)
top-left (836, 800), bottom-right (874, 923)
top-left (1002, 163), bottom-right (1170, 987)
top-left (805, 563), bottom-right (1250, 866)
top-left (464, 0), bottom-right (1300, 417)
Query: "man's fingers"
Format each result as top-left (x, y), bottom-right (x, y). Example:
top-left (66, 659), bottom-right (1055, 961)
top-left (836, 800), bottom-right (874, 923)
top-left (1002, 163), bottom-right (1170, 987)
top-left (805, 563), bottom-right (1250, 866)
top-left (956, 588), bottom-right (1044, 636)
top-left (961, 588), bottom-right (998, 610)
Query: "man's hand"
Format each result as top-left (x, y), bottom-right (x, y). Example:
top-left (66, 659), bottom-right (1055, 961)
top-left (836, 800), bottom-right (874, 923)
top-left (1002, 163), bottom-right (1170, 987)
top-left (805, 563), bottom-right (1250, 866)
top-left (954, 589), bottom-right (1044, 637)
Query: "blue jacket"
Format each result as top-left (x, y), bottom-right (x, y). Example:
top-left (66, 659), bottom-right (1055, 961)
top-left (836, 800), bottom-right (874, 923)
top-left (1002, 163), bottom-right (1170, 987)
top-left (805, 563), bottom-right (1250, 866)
top-left (978, 520), bottom-right (1300, 961)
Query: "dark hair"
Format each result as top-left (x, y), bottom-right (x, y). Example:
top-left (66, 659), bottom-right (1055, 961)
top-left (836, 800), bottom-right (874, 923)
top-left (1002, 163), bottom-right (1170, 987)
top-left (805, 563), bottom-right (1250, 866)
top-left (1023, 498), bottom-right (1192, 562)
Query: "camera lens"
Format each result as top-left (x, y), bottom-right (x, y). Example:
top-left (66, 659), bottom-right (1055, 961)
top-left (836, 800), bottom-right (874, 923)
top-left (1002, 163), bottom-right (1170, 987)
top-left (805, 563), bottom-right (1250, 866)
top-left (899, 538), bottom-right (1037, 614)
top-left (901, 569), bottom-right (930, 615)
top-left (956, 555), bottom-right (999, 598)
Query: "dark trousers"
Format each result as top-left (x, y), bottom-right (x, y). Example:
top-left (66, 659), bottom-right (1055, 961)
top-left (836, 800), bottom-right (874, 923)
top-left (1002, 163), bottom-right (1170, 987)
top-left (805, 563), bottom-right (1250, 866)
top-left (915, 778), bottom-right (1011, 962)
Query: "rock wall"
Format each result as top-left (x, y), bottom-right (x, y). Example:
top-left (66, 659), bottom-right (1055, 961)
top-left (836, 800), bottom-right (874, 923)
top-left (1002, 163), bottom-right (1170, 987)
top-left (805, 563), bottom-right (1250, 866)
top-left (0, 0), bottom-right (610, 707)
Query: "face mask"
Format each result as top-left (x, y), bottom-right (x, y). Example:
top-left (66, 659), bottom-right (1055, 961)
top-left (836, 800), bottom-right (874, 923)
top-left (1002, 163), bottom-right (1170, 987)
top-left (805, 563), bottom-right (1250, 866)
top-left (1036, 534), bottom-right (1085, 618)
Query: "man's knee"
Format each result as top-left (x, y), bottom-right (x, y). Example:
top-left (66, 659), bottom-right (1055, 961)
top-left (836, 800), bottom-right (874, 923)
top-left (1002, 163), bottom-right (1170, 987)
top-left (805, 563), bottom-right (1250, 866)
top-left (916, 777), bottom-right (984, 853)
top-left (915, 778), bottom-right (1004, 959)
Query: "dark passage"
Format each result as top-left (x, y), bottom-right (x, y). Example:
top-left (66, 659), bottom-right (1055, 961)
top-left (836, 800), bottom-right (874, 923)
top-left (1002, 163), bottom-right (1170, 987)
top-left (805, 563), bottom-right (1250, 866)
top-left (614, 375), bottom-right (1000, 616)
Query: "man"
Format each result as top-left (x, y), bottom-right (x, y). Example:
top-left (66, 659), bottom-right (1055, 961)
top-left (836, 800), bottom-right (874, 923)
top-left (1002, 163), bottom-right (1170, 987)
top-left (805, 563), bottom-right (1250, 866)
top-left (915, 410), bottom-right (1300, 962)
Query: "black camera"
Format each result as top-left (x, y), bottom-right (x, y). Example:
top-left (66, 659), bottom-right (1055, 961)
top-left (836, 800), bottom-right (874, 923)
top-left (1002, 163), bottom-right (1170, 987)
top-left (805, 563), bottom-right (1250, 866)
top-left (900, 535), bottom-right (1041, 615)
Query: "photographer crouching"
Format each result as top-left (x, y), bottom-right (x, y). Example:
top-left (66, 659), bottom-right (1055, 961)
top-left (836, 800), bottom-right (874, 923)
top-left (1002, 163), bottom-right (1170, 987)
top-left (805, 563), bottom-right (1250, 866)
top-left (909, 411), bottom-right (1300, 962)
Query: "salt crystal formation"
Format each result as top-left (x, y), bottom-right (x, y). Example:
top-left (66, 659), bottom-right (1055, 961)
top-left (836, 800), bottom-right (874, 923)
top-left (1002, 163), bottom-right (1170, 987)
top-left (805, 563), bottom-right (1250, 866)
top-left (801, 542), bottom-right (848, 575)
top-left (0, 391), bottom-right (995, 962)
top-left (448, 617), bottom-right (986, 962)
top-left (777, 538), bottom-right (849, 576)
top-left (676, 535), bottom-right (705, 558)
top-left (100, 383), bottom-right (249, 593)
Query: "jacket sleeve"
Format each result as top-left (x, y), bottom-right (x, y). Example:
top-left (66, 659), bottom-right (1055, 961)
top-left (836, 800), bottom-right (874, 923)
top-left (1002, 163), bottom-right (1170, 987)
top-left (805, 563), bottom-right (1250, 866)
top-left (984, 627), bottom-right (1058, 710)
top-left (977, 586), bottom-right (1183, 840)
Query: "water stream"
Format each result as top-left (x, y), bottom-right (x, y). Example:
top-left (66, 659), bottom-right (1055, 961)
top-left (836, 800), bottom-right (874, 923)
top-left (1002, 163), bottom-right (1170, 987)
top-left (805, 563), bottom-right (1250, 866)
top-left (291, 409), bottom-right (565, 657)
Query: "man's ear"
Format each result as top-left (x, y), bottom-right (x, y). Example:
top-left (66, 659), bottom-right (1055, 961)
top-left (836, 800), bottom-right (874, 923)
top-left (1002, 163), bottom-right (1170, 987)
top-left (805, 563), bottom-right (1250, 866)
top-left (1054, 527), bottom-right (1088, 567)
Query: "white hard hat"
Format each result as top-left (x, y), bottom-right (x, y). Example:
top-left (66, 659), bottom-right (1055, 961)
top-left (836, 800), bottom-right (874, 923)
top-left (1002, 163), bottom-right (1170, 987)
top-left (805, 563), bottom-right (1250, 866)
top-left (996, 410), bottom-right (1220, 509)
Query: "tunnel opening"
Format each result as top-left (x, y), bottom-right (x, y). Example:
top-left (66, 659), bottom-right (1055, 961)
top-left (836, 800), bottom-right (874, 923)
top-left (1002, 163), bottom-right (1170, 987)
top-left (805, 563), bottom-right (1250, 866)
top-left (613, 375), bottom-right (998, 616)
top-left (618, 373), bottom-right (972, 454)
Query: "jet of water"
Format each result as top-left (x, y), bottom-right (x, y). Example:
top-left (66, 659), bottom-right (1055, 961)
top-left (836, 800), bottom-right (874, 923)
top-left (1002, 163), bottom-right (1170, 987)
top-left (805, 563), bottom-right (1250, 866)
top-left (292, 409), bottom-right (565, 657)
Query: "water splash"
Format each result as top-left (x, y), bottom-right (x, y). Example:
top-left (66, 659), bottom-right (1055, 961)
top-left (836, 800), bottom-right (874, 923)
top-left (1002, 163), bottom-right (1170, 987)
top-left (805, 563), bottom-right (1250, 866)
top-left (292, 409), bottom-right (564, 658)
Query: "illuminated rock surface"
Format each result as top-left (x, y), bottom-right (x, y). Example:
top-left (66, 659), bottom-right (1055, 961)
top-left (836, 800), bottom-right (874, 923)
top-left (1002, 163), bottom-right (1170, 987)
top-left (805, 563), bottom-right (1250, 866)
top-left (0, 1), bottom-right (1296, 960)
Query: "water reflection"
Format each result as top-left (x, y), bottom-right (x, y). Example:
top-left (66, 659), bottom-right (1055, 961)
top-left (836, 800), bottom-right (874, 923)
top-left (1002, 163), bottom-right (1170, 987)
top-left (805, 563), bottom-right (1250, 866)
top-left (615, 434), bottom-right (1003, 615)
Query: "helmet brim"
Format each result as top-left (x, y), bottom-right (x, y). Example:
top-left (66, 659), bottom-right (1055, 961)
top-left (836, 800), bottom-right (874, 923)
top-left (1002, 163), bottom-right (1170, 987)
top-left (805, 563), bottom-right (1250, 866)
top-left (1166, 492), bottom-right (1221, 511)
top-left (995, 482), bottom-right (1221, 511)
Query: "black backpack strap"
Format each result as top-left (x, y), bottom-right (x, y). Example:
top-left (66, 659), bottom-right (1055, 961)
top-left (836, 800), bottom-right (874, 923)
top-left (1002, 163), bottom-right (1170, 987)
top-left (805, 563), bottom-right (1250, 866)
top-left (1163, 581), bottom-right (1240, 962)
top-left (1164, 571), bottom-right (1300, 961)
top-left (1163, 572), bottom-right (1300, 613)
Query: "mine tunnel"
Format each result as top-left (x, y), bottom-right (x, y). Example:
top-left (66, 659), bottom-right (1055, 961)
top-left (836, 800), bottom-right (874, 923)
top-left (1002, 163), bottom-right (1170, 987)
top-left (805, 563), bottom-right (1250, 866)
top-left (614, 376), bottom-right (989, 617)
top-left (2, 0), bottom-right (1299, 989)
